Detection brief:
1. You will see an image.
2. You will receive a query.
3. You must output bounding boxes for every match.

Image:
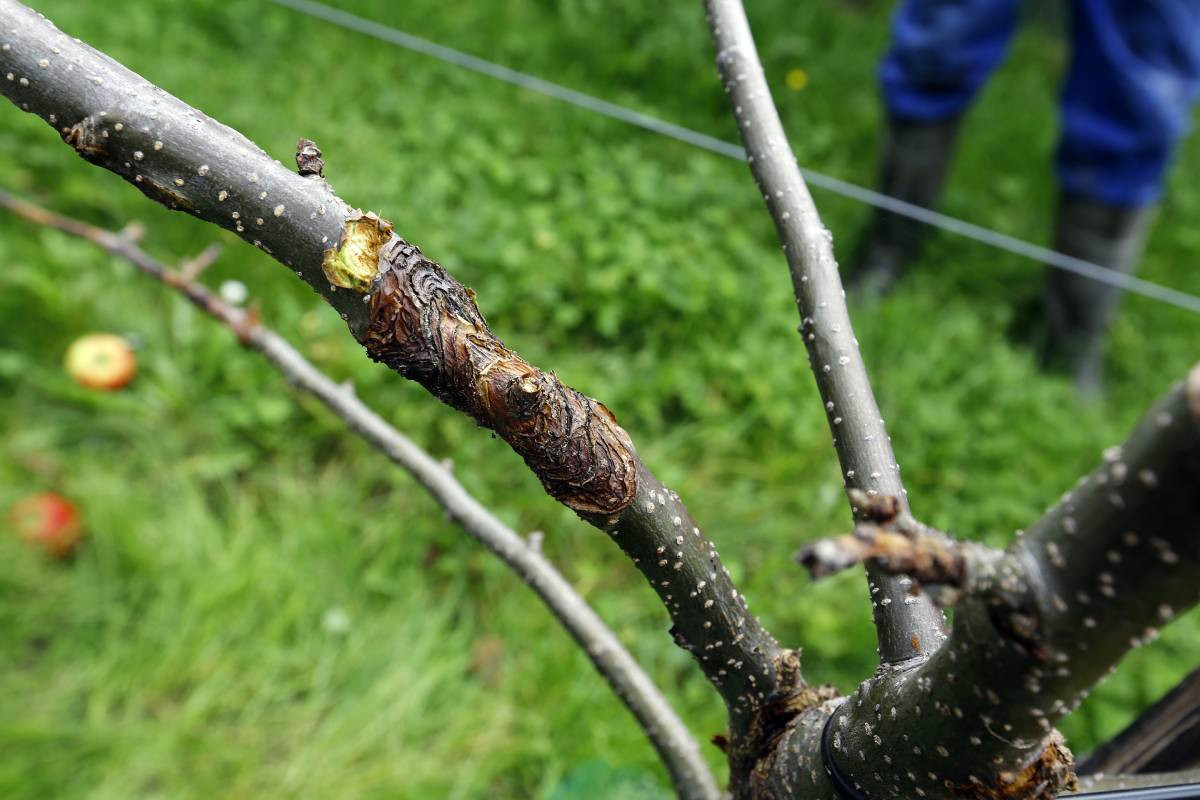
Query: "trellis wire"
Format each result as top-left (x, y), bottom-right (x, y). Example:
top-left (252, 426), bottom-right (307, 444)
top-left (268, 0), bottom-right (1200, 317)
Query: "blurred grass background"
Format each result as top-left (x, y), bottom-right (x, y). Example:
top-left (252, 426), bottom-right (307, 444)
top-left (2, 0), bottom-right (1198, 797)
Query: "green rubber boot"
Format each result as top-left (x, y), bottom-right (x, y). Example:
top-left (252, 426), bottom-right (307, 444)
top-left (848, 114), bottom-right (962, 297)
top-left (1043, 194), bottom-right (1156, 399)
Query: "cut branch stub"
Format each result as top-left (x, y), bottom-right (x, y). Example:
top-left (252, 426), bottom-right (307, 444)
top-left (296, 137), bottom-right (325, 178)
top-left (362, 232), bottom-right (637, 517)
top-left (322, 211), bottom-right (391, 294)
top-left (797, 489), bottom-right (1012, 609)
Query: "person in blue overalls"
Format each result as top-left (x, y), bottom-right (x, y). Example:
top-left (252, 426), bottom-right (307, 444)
top-left (850, 1), bottom-right (1200, 395)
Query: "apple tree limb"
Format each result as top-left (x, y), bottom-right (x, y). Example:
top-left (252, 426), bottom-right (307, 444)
top-left (0, 0), bottom-right (798, 757)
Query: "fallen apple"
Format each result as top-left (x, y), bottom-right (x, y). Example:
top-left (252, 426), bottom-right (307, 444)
top-left (65, 333), bottom-right (137, 390)
top-left (7, 492), bottom-right (85, 559)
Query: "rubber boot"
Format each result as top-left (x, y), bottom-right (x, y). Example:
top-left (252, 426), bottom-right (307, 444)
top-left (848, 114), bottom-right (963, 297)
top-left (1043, 194), bottom-right (1156, 398)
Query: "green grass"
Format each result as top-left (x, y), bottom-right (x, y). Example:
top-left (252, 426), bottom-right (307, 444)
top-left (2, 1), bottom-right (1198, 796)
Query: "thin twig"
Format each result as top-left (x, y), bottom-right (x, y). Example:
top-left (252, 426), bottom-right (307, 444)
top-left (0, 189), bottom-right (721, 800)
top-left (796, 489), bottom-right (1008, 608)
top-left (178, 242), bottom-right (223, 282)
top-left (701, 0), bottom-right (945, 664)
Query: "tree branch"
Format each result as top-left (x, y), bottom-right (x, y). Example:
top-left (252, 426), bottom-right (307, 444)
top-left (0, 188), bottom-right (721, 800)
top-left (1079, 666), bottom-right (1200, 776)
top-left (0, 0), bottom-right (793, 751)
top-left (797, 489), bottom-right (1010, 609)
top-left (699, 8), bottom-right (1200, 794)
top-left (804, 367), bottom-right (1200, 800)
top-left (701, 0), bottom-right (945, 666)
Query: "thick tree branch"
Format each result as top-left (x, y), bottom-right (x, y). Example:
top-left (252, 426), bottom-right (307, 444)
top-left (0, 189), bottom-right (720, 800)
top-left (0, 0), bottom-right (793, 749)
top-left (1079, 666), bottom-right (1200, 776)
top-left (804, 368), bottom-right (1200, 800)
top-left (701, 0), bottom-right (946, 666)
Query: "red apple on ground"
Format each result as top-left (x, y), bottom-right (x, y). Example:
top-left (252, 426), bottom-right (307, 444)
top-left (7, 492), bottom-right (85, 559)
top-left (64, 333), bottom-right (137, 390)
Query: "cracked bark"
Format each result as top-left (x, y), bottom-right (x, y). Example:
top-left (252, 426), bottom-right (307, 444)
top-left (0, 0), bottom-right (793, 785)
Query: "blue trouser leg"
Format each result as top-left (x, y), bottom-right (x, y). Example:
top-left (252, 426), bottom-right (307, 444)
top-left (880, 0), bottom-right (1022, 121)
top-left (1058, 0), bottom-right (1200, 208)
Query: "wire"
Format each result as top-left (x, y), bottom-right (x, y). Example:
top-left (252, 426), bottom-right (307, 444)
top-left (267, 0), bottom-right (1200, 317)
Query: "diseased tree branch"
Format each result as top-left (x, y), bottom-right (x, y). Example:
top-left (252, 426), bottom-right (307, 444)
top-left (701, 0), bottom-right (946, 667)
top-left (0, 188), bottom-right (720, 800)
top-left (1079, 666), bottom-right (1200, 776)
top-left (0, 0), bottom-right (796, 759)
top-left (11, 3), bottom-right (1200, 798)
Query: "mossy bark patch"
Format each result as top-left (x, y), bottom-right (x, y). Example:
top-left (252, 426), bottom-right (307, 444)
top-left (363, 236), bottom-right (637, 516)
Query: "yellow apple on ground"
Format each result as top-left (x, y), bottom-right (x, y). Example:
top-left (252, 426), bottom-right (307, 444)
top-left (64, 333), bottom-right (136, 390)
top-left (7, 492), bottom-right (85, 559)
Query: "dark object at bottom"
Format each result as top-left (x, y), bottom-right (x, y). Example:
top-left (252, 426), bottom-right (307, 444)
top-left (1078, 666), bottom-right (1200, 776)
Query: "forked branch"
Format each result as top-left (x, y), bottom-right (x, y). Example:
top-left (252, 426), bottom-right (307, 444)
top-left (0, 189), bottom-right (720, 800)
top-left (701, 1), bottom-right (1200, 798)
top-left (792, 367), bottom-right (1200, 799)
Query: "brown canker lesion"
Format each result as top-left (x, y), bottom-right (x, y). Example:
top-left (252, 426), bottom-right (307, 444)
top-left (346, 219), bottom-right (637, 517)
top-left (954, 731), bottom-right (1077, 800)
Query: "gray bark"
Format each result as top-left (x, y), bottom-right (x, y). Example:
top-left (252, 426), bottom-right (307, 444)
top-left (700, 1), bottom-right (1200, 797)
top-left (803, 368), bottom-right (1200, 800)
top-left (701, 0), bottom-right (947, 667)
